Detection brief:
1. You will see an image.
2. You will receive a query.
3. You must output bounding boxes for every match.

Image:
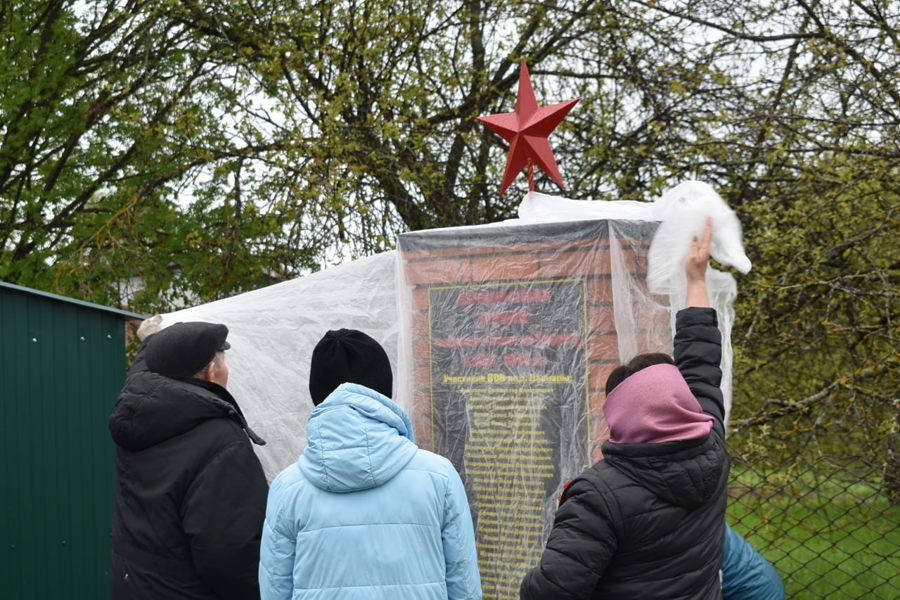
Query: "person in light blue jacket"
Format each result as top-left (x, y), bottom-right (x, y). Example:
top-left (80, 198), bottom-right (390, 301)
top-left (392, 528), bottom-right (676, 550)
top-left (259, 328), bottom-right (482, 600)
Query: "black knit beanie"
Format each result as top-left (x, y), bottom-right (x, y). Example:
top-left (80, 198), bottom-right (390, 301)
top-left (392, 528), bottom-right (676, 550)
top-left (308, 329), bottom-right (393, 405)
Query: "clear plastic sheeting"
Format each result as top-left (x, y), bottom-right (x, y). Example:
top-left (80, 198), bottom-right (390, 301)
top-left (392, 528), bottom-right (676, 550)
top-left (158, 252), bottom-right (401, 481)
top-left (155, 182), bottom-right (745, 544)
top-left (398, 219), bottom-right (616, 597)
top-left (395, 196), bottom-right (744, 598)
top-left (514, 185), bottom-right (746, 425)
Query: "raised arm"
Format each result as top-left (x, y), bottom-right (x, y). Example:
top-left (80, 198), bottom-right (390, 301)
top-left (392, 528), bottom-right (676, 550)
top-left (686, 217), bottom-right (712, 308)
top-left (675, 216), bottom-right (725, 430)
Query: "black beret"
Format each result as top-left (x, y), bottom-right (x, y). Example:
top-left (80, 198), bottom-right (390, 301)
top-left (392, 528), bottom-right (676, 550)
top-left (309, 329), bottom-right (392, 405)
top-left (145, 321), bottom-right (231, 378)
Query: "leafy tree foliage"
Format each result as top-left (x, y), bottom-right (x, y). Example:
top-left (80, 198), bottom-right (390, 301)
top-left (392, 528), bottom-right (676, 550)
top-left (661, 0), bottom-right (900, 498)
top-left (1, 0), bottom-right (897, 492)
top-left (0, 0), bottom-right (309, 309)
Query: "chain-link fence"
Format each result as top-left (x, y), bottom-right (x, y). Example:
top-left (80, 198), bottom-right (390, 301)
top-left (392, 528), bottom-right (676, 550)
top-left (726, 417), bottom-right (900, 598)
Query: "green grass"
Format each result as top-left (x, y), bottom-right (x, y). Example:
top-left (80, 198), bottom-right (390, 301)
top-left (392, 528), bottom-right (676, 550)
top-left (727, 486), bottom-right (900, 599)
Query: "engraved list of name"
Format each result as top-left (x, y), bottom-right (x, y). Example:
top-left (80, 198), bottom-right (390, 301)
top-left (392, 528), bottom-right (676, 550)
top-left (428, 278), bottom-right (589, 600)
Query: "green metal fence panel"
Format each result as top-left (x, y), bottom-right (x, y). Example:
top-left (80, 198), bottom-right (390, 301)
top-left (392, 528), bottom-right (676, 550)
top-left (0, 283), bottom-right (143, 600)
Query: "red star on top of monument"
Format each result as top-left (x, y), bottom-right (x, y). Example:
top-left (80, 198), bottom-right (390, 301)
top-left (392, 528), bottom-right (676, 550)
top-left (477, 59), bottom-right (578, 196)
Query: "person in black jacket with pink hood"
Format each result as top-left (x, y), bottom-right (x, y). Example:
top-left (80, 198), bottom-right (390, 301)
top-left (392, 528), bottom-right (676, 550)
top-left (520, 218), bottom-right (730, 599)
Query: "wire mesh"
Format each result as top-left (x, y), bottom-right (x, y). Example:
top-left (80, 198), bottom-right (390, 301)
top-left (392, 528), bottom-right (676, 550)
top-left (726, 431), bottom-right (900, 599)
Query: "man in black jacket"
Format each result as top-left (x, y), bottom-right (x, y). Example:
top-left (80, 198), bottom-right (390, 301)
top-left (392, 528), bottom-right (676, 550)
top-left (520, 218), bottom-right (730, 599)
top-left (109, 320), bottom-right (268, 600)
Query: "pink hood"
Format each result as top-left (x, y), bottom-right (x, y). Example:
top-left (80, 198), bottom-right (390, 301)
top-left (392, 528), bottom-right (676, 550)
top-left (603, 363), bottom-right (714, 444)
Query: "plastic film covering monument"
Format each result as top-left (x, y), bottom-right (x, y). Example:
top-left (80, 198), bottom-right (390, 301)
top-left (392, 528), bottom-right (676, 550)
top-left (158, 183), bottom-right (749, 600)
